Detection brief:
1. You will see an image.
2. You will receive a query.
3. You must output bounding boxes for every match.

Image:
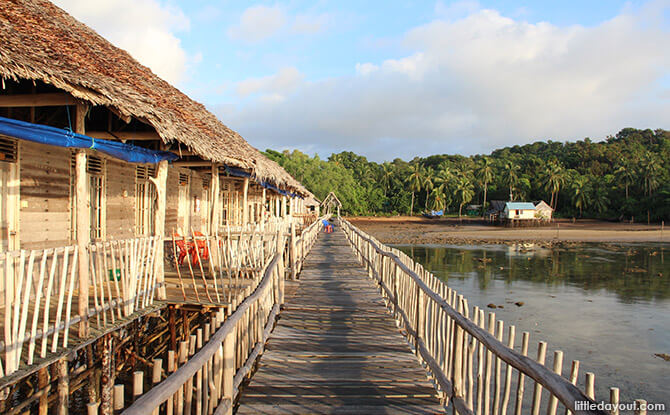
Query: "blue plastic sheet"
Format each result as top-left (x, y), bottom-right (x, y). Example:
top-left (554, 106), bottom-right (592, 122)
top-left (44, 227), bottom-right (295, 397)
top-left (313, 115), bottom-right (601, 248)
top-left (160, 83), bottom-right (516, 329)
top-left (0, 115), bottom-right (178, 163)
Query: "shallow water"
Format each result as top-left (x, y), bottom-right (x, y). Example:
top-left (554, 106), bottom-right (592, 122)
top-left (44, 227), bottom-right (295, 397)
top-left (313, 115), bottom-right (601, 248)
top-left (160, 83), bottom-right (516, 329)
top-left (395, 243), bottom-right (670, 407)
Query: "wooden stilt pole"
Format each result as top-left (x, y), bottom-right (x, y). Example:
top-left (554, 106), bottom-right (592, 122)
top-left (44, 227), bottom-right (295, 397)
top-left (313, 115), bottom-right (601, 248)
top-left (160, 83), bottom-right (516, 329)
top-left (37, 367), bottom-right (50, 415)
top-left (100, 335), bottom-right (113, 415)
top-left (57, 357), bottom-right (69, 415)
top-left (75, 103), bottom-right (90, 338)
top-left (151, 160), bottom-right (168, 299)
top-left (242, 177), bottom-right (249, 227)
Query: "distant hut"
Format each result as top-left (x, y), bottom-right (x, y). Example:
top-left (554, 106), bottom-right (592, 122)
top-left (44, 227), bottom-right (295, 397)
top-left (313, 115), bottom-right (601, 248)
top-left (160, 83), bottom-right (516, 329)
top-left (533, 200), bottom-right (553, 222)
top-left (503, 202), bottom-right (537, 226)
top-left (304, 193), bottom-right (321, 217)
top-left (487, 200), bottom-right (507, 222)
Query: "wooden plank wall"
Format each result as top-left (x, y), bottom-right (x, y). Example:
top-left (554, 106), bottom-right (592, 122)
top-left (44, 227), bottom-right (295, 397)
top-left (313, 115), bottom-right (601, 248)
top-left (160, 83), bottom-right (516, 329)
top-left (105, 158), bottom-right (136, 239)
top-left (189, 172), bottom-right (204, 233)
top-left (19, 141), bottom-right (71, 249)
top-left (165, 168), bottom-right (180, 235)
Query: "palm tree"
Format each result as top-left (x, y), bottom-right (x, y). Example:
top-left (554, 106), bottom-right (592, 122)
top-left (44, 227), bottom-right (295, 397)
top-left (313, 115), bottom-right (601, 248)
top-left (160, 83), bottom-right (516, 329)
top-left (542, 161), bottom-right (567, 210)
top-left (454, 174), bottom-right (475, 218)
top-left (429, 188), bottom-right (446, 211)
top-left (504, 161), bottom-right (520, 200)
top-left (435, 165), bottom-right (454, 211)
top-left (641, 152), bottom-right (661, 196)
top-left (571, 176), bottom-right (589, 217)
top-left (422, 167), bottom-right (435, 210)
top-left (614, 161), bottom-right (634, 200)
top-left (405, 164), bottom-right (423, 215)
top-left (379, 162), bottom-right (393, 197)
top-left (476, 157), bottom-right (494, 216)
top-left (590, 183), bottom-right (609, 214)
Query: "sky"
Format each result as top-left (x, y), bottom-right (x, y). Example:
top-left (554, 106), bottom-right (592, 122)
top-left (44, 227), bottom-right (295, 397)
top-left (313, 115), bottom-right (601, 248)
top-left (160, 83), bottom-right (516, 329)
top-left (53, 0), bottom-right (669, 162)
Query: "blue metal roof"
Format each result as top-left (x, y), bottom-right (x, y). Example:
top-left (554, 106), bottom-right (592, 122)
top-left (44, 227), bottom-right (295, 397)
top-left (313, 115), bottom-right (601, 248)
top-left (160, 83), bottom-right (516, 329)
top-left (505, 202), bottom-right (536, 210)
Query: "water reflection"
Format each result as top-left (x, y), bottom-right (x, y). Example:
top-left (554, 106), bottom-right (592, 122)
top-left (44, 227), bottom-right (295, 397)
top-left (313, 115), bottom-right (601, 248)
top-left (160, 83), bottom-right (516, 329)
top-left (396, 243), bottom-right (670, 406)
top-left (398, 243), bottom-right (669, 303)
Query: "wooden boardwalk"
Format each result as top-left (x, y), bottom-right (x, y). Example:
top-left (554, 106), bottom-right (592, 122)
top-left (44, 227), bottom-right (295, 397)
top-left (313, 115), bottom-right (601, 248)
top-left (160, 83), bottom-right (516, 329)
top-left (236, 229), bottom-right (444, 414)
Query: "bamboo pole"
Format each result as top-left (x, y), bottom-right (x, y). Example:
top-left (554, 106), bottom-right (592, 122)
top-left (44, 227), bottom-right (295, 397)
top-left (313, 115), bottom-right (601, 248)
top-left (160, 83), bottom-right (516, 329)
top-left (242, 178), bottom-right (249, 227)
top-left (609, 388), bottom-right (620, 415)
top-left (531, 341), bottom-right (548, 415)
top-left (113, 384), bottom-right (124, 413)
top-left (57, 358), bottom-right (68, 415)
top-left (500, 325), bottom-right (515, 415)
top-left (75, 102), bottom-right (90, 338)
top-left (133, 371), bottom-right (144, 401)
top-left (547, 351), bottom-right (563, 415)
top-left (514, 332), bottom-right (530, 415)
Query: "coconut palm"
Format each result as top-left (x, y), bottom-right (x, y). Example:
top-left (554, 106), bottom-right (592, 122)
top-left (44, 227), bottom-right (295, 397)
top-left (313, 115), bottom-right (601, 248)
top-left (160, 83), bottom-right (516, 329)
top-left (503, 161), bottom-right (520, 200)
top-left (379, 162), bottom-right (393, 197)
top-left (590, 183), bottom-right (609, 214)
top-left (405, 164), bottom-right (423, 215)
top-left (475, 157), bottom-right (494, 216)
top-left (542, 161), bottom-right (567, 210)
top-left (454, 174), bottom-right (475, 218)
top-left (614, 161), bottom-right (634, 200)
top-left (571, 176), bottom-right (589, 217)
top-left (434, 165), bottom-right (454, 210)
top-left (641, 152), bottom-right (661, 196)
top-left (422, 167), bottom-right (435, 210)
top-left (429, 187), bottom-right (446, 211)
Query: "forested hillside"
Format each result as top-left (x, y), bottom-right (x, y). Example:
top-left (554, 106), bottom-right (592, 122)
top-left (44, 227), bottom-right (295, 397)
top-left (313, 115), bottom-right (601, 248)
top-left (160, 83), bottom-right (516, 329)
top-left (265, 128), bottom-right (670, 221)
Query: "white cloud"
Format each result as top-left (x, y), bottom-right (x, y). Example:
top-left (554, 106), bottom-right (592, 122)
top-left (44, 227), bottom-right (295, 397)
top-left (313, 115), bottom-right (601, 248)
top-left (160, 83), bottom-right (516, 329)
top-left (291, 13), bottom-right (330, 34)
top-left (53, 0), bottom-right (191, 85)
top-left (355, 63), bottom-right (379, 76)
top-left (228, 5), bottom-right (287, 42)
top-left (236, 67), bottom-right (304, 101)
top-left (218, 3), bottom-right (669, 161)
top-left (228, 6), bottom-right (332, 42)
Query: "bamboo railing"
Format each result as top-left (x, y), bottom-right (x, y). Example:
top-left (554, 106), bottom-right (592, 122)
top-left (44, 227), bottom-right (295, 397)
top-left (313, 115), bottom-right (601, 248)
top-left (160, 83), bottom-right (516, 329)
top-left (121, 252), bottom-right (283, 415)
top-left (340, 217), bottom-right (639, 415)
top-left (121, 219), bottom-right (324, 415)
top-left (0, 236), bottom-right (162, 377)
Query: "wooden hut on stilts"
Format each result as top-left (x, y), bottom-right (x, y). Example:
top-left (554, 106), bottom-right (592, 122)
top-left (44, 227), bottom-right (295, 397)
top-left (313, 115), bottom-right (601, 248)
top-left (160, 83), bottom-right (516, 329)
top-left (0, 0), bottom-right (311, 403)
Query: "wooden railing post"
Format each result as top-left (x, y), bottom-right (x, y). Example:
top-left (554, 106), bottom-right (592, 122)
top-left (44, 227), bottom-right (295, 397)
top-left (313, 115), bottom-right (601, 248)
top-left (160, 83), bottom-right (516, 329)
top-left (276, 231), bottom-right (284, 305)
top-left (414, 283), bottom-right (424, 355)
top-left (290, 223), bottom-right (297, 280)
top-left (74, 103), bottom-right (91, 339)
top-left (222, 330), bottom-right (236, 415)
top-left (152, 160), bottom-right (168, 300)
top-left (452, 297), bottom-right (464, 400)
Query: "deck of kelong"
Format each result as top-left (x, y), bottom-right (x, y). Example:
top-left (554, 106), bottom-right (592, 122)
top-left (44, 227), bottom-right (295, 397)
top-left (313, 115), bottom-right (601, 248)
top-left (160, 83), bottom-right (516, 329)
top-left (236, 229), bottom-right (444, 414)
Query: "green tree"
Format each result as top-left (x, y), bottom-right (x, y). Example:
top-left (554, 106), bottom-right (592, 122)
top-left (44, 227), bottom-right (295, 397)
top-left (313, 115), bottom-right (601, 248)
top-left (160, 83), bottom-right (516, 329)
top-left (429, 188), bottom-right (446, 211)
top-left (379, 162), bottom-right (393, 197)
top-left (405, 164), bottom-right (423, 215)
top-left (422, 167), bottom-right (435, 211)
top-left (571, 175), bottom-right (589, 217)
top-left (542, 161), bottom-right (567, 210)
top-left (476, 157), bottom-right (494, 216)
top-left (504, 161), bottom-right (520, 201)
top-left (614, 160), bottom-right (634, 200)
top-left (454, 174), bottom-right (475, 218)
top-left (641, 152), bottom-right (661, 196)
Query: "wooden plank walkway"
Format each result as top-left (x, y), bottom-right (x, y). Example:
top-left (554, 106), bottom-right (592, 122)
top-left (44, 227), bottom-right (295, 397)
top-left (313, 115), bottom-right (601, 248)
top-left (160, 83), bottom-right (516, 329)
top-left (236, 229), bottom-right (444, 414)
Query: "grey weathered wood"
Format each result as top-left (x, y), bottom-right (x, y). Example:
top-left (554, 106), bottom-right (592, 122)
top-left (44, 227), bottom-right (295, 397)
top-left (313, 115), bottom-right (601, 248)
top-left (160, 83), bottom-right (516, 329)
top-left (237, 230), bottom-right (444, 414)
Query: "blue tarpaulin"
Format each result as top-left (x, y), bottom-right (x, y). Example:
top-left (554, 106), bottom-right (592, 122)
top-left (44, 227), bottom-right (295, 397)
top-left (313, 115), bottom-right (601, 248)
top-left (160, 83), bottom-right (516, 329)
top-left (225, 167), bottom-right (302, 199)
top-left (224, 165), bottom-right (252, 178)
top-left (0, 115), bottom-right (178, 164)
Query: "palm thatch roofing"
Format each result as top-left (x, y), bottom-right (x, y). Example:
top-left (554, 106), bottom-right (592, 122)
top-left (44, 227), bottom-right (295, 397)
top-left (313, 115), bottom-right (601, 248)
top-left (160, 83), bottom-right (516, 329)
top-left (0, 0), bottom-right (304, 192)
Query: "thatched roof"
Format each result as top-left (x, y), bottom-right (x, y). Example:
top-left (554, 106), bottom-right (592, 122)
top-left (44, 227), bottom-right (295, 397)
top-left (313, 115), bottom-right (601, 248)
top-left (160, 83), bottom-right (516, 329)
top-left (0, 0), bottom-right (302, 191)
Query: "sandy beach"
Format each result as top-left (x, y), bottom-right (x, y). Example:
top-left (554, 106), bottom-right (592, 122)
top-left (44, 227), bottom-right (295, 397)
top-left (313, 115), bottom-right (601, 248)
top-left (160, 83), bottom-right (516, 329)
top-left (348, 216), bottom-right (668, 246)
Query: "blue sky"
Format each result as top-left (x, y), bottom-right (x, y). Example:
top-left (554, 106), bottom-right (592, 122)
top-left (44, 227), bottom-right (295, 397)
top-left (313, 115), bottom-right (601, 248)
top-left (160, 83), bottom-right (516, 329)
top-left (55, 0), bottom-right (669, 161)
